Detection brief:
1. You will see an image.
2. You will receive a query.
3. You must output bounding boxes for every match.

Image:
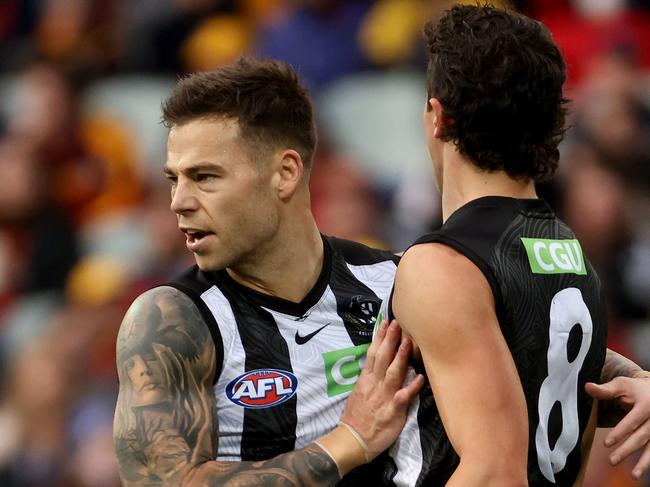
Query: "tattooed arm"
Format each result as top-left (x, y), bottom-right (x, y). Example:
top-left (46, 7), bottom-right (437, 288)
top-left (600, 348), bottom-right (650, 383)
top-left (585, 349), bottom-right (650, 480)
top-left (113, 286), bottom-right (422, 487)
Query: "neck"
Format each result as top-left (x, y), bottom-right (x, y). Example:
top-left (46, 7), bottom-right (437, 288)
top-left (226, 205), bottom-right (324, 303)
top-left (440, 145), bottom-right (538, 222)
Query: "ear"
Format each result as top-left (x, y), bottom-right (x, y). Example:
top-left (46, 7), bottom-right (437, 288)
top-left (428, 98), bottom-right (446, 139)
top-left (273, 149), bottom-right (304, 199)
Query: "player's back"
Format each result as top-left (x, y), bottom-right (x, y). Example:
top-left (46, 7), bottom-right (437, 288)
top-left (389, 196), bottom-right (607, 486)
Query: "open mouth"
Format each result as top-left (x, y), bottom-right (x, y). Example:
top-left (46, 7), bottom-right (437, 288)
top-left (186, 230), bottom-right (211, 243)
top-left (182, 228), bottom-right (215, 250)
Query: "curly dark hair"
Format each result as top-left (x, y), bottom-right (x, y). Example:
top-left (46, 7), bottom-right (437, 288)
top-left (423, 4), bottom-right (568, 181)
top-left (162, 57), bottom-right (317, 167)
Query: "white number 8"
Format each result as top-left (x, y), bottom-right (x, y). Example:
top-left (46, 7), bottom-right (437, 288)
top-left (535, 287), bottom-right (593, 482)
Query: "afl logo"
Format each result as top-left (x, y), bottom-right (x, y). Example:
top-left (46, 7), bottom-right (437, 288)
top-left (226, 369), bottom-right (298, 409)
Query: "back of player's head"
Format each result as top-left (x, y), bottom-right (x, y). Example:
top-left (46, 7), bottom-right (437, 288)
top-left (162, 57), bottom-right (317, 168)
top-left (423, 4), bottom-right (568, 181)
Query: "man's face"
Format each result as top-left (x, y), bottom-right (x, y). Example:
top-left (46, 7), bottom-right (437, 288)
top-left (165, 118), bottom-right (280, 271)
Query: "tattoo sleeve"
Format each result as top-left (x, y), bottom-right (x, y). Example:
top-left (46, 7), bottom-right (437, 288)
top-left (601, 348), bottom-right (647, 383)
top-left (114, 286), bottom-right (340, 487)
top-left (597, 348), bottom-right (650, 427)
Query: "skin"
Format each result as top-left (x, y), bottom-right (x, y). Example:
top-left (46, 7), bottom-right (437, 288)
top-left (165, 118), bottom-right (282, 274)
top-left (114, 117), bottom-right (424, 486)
top-left (589, 350), bottom-right (650, 479)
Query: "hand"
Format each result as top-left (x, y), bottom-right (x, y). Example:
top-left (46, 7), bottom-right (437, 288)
top-left (586, 374), bottom-right (650, 480)
top-left (339, 319), bottom-right (424, 460)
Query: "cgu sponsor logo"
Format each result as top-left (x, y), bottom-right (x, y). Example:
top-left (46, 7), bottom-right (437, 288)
top-left (521, 238), bottom-right (587, 275)
top-left (226, 369), bottom-right (298, 409)
top-left (323, 343), bottom-right (370, 397)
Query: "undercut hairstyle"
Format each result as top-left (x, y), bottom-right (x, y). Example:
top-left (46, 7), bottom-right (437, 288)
top-left (162, 58), bottom-right (317, 168)
top-left (424, 4), bottom-right (568, 181)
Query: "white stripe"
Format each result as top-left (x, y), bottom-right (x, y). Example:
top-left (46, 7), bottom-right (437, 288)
top-left (346, 260), bottom-right (397, 303)
top-left (201, 285), bottom-right (246, 461)
top-left (269, 286), bottom-right (354, 449)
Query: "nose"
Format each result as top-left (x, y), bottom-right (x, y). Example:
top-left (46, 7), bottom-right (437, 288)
top-left (132, 355), bottom-right (151, 377)
top-left (170, 179), bottom-right (198, 215)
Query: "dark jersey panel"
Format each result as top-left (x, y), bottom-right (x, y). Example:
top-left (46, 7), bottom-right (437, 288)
top-left (328, 235), bottom-right (400, 266)
top-left (408, 197), bottom-right (607, 486)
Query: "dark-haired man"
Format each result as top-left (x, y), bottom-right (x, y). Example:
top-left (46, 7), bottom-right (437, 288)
top-left (113, 58), bottom-right (424, 486)
top-left (387, 4), bottom-right (650, 486)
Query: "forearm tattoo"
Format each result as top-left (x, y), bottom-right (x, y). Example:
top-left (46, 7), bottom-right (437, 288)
top-left (114, 287), bottom-right (340, 486)
top-left (601, 348), bottom-right (644, 383)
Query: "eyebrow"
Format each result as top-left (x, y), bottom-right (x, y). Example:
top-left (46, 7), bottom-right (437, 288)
top-left (163, 162), bottom-right (224, 177)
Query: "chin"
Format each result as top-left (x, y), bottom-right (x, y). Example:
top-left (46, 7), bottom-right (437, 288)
top-left (194, 252), bottom-right (233, 272)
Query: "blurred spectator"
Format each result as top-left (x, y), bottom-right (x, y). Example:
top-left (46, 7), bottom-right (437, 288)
top-left (0, 136), bottom-right (78, 301)
top-left (256, 0), bottom-right (374, 90)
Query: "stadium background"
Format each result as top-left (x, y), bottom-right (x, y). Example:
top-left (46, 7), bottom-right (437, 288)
top-left (0, 0), bottom-right (648, 485)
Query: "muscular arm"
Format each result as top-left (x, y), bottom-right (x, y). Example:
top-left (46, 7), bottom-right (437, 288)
top-left (114, 287), bottom-right (343, 487)
top-left (393, 244), bottom-right (528, 487)
top-left (114, 286), bottom-right (422, 486)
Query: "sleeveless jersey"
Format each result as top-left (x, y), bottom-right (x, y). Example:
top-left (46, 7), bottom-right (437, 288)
top-left (167, 235), bottom-right (403, 485)
top-left (385, 196), bottom-right (608, 486)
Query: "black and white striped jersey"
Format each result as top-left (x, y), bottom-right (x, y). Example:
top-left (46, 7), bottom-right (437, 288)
top-left (167, 235), bottom-right (410, 485)
top-left (385, 196), bottom-right (608, 486)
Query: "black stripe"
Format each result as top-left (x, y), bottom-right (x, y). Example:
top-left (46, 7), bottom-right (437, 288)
top-left (217, 283), bottom-right (298, 460)
top-left (327, 235), bottom-right (400, 266)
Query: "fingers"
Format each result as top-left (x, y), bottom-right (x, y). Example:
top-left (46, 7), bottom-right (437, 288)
top-left (364, 319), bottom-right (388, 372)
top-left (393, 373), bottom-right (425, 409)
top-left (631, 444), bottom-right (650, 480)
top-left (607, 408), bottom-right (650, 463)
top-left (585, 379), bottom-right (624, 401)
top-left (606, 403), bottom-right (648, 449)
top-left (384, 337), bottom-right (413, 390)
top-left (372, 320), bottom-right (402, 374)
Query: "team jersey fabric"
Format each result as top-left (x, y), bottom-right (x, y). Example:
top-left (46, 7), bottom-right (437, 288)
top-left (167, 235), bottom-right (405, 485)
top-left (385, 196), bottom-right (608, 486)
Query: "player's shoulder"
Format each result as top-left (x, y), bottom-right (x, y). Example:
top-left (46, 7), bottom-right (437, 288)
top-left (325, 235), bottom-right (399, 266)
top-left (117, 285), bottom-right (214, 366)
top-left (124, 285), bottom-right (196, 316)
top-left (399, 241), bottom-right (480, 281)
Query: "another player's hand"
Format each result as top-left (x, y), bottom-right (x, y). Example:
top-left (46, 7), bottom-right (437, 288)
top-left (586, 374), bottom-right (650, 480)
top-left (339, 319), bottom-right (424, 461)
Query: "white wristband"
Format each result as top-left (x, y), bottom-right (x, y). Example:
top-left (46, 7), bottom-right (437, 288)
top-left (339, 421), bottom-right (372, 463)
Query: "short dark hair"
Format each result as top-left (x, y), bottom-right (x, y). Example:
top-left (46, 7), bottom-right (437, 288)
top-left (162, 58), bottom-right (317, 168)
top-left (424, 5), bottom-right (568, 181)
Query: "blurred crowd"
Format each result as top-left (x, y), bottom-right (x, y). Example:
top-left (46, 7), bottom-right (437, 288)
top-left (0, 0), bottom-right (648, 486)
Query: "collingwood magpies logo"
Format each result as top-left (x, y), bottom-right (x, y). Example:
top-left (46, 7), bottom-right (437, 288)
top-left (343, 295), bottom-right (380, 330)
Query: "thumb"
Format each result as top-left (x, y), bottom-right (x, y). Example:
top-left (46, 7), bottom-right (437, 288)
top-left (585, 379), bottom-right (623, 400)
